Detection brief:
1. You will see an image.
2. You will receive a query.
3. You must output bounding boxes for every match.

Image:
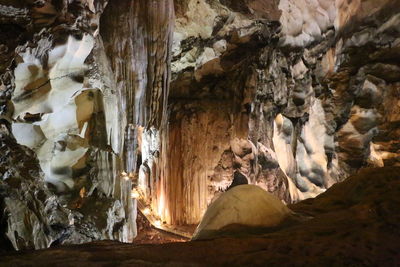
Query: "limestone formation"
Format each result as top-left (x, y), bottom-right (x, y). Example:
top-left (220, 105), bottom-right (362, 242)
top-left (0, 0), bottom-right (400, 252)
top-left (192, 185), bottom-right (291, 240)
top-left (0, 0), bottom-right (136, 251)
top-left (135, 0), bottom-right (400, 227)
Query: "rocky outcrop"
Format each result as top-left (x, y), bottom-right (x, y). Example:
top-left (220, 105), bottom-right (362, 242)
top-left (0, 125), bottom-right (71, 250)
top-left (0, 1), bottom-right (136, 250)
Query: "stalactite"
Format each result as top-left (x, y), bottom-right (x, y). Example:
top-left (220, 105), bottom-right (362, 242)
top-left (101, 0), bottom-right (174, 229)
top-left (101, 0), bottom-right (174, 174)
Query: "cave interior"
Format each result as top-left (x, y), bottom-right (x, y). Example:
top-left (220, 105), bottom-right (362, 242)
top-left (0, 0), bottom-right (400, 265)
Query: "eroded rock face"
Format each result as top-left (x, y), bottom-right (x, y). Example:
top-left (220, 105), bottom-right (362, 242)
top-left (0, 0), bottom-right (136, 250)
top-left (0, 125), bottom-right (72, 250)
top-left (133, 0), bottom-right (400, 227)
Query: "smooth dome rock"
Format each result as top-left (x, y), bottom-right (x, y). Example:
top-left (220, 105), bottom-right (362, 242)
top-left (192, 185), bottom-right (291, 240)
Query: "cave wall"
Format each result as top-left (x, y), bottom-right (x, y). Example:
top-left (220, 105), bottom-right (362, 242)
top-left (0, 0), bottom-right (399, 249)
top-left (134, 0), bottom-right (400, 226)
top-left (0, 0), bottom-right (136, 250)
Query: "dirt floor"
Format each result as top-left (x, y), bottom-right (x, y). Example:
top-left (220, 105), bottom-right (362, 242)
top-left (134, 211), bottom-right (189, 245)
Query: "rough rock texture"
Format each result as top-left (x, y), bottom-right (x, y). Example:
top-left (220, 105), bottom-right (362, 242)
top-left (131, 0), bottom-right (400, 227)
top-left (0, 125), bottom-right (72, 251)
top-left (0, 0), bottom-right (136, 250)
top-left (2, 167), bottom-right (400, 266)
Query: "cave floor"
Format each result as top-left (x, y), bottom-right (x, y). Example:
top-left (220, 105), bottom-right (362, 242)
top-left (135, 211), bottom-right (190, 245)
top-left (1, 167), bottom-right (400, 266)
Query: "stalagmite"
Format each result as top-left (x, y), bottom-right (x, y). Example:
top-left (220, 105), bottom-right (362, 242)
top-left (192, 185), bottom-right (291, 240)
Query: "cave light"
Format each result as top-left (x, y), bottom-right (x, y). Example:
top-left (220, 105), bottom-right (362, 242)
top-left (121, 171), bottom-right (130, 181)
top-left (154, 220), bottom-right (162, 228)
top-left (143, 207), bottom-right (151, 215)
top-left (131, 189), bottom-right (140, 199)
top-left (157, 188), bottom-right (166, 221)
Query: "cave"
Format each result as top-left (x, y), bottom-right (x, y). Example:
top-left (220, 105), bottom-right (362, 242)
top-left (0, 0), bottom-right (400, 265)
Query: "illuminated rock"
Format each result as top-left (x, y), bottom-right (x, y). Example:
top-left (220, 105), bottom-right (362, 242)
top-left (136, 0), bottom-right (400, 227)
top-left (192, 185), bottom-right (291, 240)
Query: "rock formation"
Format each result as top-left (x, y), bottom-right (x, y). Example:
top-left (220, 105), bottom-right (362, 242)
top-left (0, 0), bottom-right (400, 252)
top-left (0, 0), bottom-right (137, 250)
top-left (134, 0), bottom-right (400, 227)
top-left (192, 184), bottom-right (292, 240)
